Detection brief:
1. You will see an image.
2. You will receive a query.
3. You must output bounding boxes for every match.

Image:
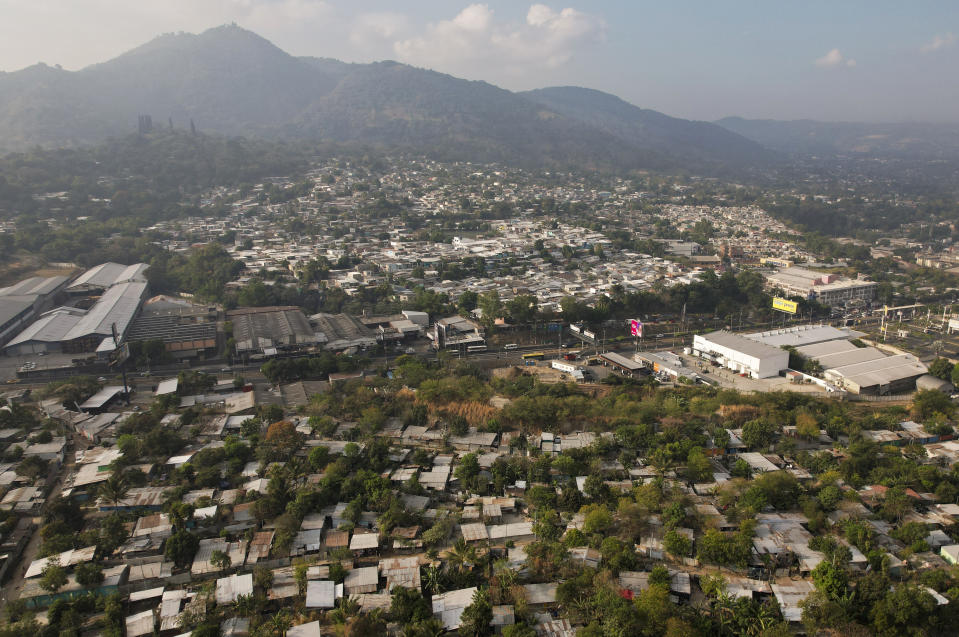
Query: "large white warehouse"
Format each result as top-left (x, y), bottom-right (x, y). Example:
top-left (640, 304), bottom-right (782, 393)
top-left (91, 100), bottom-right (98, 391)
top-left (692, 330), bottom-right (789, 379)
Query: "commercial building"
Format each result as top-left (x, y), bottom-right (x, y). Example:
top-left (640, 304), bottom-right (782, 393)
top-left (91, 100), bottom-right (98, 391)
top-left (691, 331), bottom-right (789, 379)
top-left (432, 316), bottom-right (485, 350)
top-left (764, 266), bottom-right (877, 307)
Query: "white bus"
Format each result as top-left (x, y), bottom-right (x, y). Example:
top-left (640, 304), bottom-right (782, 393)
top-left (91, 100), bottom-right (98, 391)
top-left (467, 345), bottom-right (488, 354)
top-left (503, 343), bottom-right (519, 351)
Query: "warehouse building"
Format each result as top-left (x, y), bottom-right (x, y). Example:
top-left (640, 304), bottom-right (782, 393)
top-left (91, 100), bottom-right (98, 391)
top-left (745, 324), bottom-right (864, 349)
top-left (3, 281), bottom-right (148, 355)
top-left (125, 297), bottom-right (218, 359)
top-left (792, 339), bottom-right (928, 395)
top-left (229, 306), bottom-right (319, 357)
top-left (0, 275), bottom-right (69, 348)
top-left (794, 340), bottom-right (885, 370)
top-left (764, 267), bottom-right (877, 307)
top-left (692, 331), bottom-right (789, 379)
top-left (310, 313), bottom-right (377, 351)
top-left (65, 262), bottom-right (149, 295)
top-left (823, 354), bottom-right (927, 395)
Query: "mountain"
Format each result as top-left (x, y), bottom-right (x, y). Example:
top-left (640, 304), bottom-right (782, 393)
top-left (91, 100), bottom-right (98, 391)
top-left (716, 117), bottom-right (959, 159)
top-left (0, 25), bottom-right (771, 172)
top-left (522, 87), bottom-right (776, 167)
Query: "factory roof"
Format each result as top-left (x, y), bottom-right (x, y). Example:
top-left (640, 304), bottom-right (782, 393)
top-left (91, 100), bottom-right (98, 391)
top-left (825, 354), bottom-right (928, 389)
top-left (0, 275), bottom-right (68, 297)
top-left (797, 340), bottom-right (887, 370)
top-left (4, 309), bottom-right (81, 346)
top-left (745, 324), bottom-right (865, 348)
top-left (63, 281), bottom-right (148, 341)
top-left (67, 262), bottom-right (149, 290)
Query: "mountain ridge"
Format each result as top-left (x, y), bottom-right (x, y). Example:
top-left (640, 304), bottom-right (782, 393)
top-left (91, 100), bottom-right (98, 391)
top-left (0, 24), bottom-right (771, 173)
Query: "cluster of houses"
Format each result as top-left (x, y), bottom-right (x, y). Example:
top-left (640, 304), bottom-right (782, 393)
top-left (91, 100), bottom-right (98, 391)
top-left (5, 360), bottom-right (959, 636)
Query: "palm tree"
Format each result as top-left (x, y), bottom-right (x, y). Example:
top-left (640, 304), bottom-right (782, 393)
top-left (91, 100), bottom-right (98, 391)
top-left (446, 538), bottom-right (478, 575)
top-left (233, 593), bottom-right (256, 618)
top-left (99, 471), bottom-right (129, 509)
top-left (423, 564), bottom-right (444, 595)
top-left (491, 558), bottom-right (516, 603)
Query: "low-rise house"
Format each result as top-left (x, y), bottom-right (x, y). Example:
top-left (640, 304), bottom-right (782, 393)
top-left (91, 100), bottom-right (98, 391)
top-left (344, 565), bottom-right (379, 595)
top-left (216, 573), bottom-right (254, 605)
top-left (432, 587), bottom-right (477, 631)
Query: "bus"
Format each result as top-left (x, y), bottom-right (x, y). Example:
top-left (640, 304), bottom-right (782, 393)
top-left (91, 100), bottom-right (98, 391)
top-left (503, 343), bottom-right (519, 351)
top-left (522, 351), bottom-right (545, 360)
top-left (466, 345), bottom-right (488, 354)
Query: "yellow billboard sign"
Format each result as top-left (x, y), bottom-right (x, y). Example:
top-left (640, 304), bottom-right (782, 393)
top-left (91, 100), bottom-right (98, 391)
top-left (772, 297), bottom-right (798, 314)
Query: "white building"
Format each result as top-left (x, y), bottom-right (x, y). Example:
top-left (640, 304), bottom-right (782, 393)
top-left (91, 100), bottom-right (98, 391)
top-left (764, 267), bottom-right (877, 307)
top-left (692, 331), bottom-right (789, 379)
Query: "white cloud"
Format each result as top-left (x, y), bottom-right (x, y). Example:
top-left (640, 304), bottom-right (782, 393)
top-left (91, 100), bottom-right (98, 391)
top-left (815, 48), bottom-right (855, 68)
top-left (350, 12), bottom-right (410, 49)
top-left (921, 32), bottom-right (956, 53)
top-left (393, 3), bottom-right (605, 76)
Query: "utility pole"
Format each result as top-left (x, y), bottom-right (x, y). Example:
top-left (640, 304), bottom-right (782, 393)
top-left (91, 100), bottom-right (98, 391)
top-left (111, 322), bottom-right (130, 405)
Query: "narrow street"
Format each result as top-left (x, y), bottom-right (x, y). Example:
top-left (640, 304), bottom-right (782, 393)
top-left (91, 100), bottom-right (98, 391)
top-left (1, 439), bottom-right (76, 607)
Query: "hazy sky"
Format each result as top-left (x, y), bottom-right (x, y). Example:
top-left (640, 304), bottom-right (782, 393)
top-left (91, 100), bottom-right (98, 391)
top-left (1, 0), bottom-right (957, 122)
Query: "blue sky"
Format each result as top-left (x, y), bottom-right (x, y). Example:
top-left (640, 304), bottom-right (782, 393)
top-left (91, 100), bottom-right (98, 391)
top-left (1, 0), bottom-right (957, 122)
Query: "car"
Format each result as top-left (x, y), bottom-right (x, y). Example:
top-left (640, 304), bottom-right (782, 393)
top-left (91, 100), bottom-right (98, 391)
top-left (97, 377), bottom-right (107, 382)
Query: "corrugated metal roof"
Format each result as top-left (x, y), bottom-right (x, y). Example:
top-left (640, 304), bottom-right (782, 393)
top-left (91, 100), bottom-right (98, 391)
top-left (305, 580), bottom-right (335, 608)
top-left (68, 262), bottom-right (148, 290)
top-left (63, 281), bottom-right (147, 341)
top-left (4, 309), bottom-right (80, 346)
top-left (79, 386), bottom-right (125, 410)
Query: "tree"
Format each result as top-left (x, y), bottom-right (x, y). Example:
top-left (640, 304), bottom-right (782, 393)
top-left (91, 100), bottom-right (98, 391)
top-left (98, 471), bottom-right (129, 509)
top-left (582, 504), bottom-right (613, 535)
top-left (477, 291), bottom-right (503, 329)
top-left (664, 529), bottom-right (692, 557)
top-left (880, 486), bottom-right (912, 523)
top-left (506, 295), bottom-right (538, 324)
top-left (871, 585), bottom-right (937, 636)
top-left (39, 556), bottom-right (67, 593)
top-left (811, 559), bottom-right (848, 602)
top-left (75, 562), bottom-right (104, 587)
top-left (741, 418), bottom-right (777, 450)
top-left (458, 290), bottom-right (479, 313)
top-left (164, 529), bottom-right (199, 568)
top-left (459, 587), bottom-right (493, 637)
top-left (929, 358), bottom-right (953, 380)
top-left (685, 447), bottom-right (712, 483)
top-left (911, 389), bottom-right (953, 420)
top-left (455, 453), bottom-right (480, 485)
top-left (390, 585), bottom-right (433, 625)
top-left (210, 549), bottom-right (232, 570)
